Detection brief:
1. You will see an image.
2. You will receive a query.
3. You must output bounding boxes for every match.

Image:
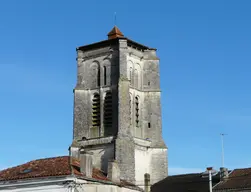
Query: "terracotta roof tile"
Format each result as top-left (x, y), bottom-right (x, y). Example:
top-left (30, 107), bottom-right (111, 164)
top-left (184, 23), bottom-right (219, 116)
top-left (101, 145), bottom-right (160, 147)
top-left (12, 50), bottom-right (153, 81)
top-left (107, 26), bottom-right (124, 39)
top-left (0, 156), bottom-right (71, 181)
top-left (0, 156), bottom-right (142, 191)
top-left (0, 156), bottom-right (108, 182)
top-left (214, 168), bottom-right (251, 190)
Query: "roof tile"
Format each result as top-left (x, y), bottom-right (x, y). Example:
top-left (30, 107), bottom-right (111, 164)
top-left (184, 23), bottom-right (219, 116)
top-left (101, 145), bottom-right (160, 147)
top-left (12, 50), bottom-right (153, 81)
top-left (214, 168), bottom-right (251, 190)
top-left (0, 156), bottom-right (142, 191)
top-left (107, 26), bottom-right (124, 39)
top-left (0, 156), bottom-right (108, 182)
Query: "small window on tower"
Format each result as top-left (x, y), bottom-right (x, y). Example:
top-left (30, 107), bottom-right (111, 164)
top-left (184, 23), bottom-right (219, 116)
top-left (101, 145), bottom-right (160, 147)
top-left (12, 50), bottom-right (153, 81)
top-left (135, 96), bottom-right (139, 127)
top-left (104, 91), bottom-right (113, 136)
top-left (91, 94), bottom-right (100, 137)
top-left (129, 67), bottom-right (133, 85)
top-left (97, 67), bottom-right (101, 87)
top-left (129, 96), bottom-right (132, 125)
top-left (148, 122), bottom-right (151, 128)
top-left (103, 66), bottom-right (107, 85)
top-left (148, 81), bottom-right (150, 86)
top-left (92, 94), bottom-right (100, 126)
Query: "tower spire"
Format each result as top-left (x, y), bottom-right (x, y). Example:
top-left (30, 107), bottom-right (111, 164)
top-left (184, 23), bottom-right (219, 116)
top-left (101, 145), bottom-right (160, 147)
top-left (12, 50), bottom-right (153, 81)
top-left (107, 26), bottom-right (124, 39)
top-left (114, 12), bottom-right (117, 26)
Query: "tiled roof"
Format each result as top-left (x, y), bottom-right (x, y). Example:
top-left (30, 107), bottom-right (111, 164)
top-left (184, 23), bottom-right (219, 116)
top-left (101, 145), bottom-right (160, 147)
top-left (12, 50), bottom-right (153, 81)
top-left (107, 26), bottom-right (124, 39)
top-left (214, 168), bottom-right (251, 190)
top-left (151, 173), bottom-right (221, 192)
top-left (0, 156), bottom-right (108, 182)
top-left (0, 156), bottom-right (142, 190)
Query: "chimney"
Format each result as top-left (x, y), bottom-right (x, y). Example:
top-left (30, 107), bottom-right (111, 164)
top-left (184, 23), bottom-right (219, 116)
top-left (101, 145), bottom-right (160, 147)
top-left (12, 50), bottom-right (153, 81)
top-left (107, 160), bottom-right (120, 183)
top-left (79, 149), bottom-right (93, 178)
top-left (220, 167), bottom-right (229, 180)
top-left (144, 173), bottom-right (151, 192)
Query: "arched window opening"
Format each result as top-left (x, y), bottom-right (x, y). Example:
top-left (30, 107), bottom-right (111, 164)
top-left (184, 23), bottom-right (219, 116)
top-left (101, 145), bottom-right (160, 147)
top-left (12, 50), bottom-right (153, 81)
top-left (134, 69), bottom-right (138, 89)
top-left (135, 96), bottom-right (139, 127)
top-left (91, 94), bottom-right (100, 137)
top-left (129, 95), bottom-right (132, 125)
top-left (104, 91), bottom-right (113, 136)
top-left (103, 66), bottom-right (107, 86)
top-left (97, 67), bottom-right (101, 87)
top-left (129, 67), bottom-right (133, 85)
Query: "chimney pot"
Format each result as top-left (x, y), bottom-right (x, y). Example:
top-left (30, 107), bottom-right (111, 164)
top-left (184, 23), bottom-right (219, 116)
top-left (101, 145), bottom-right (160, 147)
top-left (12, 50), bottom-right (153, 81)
top-left (220, 167), bottom-right (229, 180)
top-left (79, 149), bottom-right (93, 178)
top-left (144, 173), bottom-right (151, 192)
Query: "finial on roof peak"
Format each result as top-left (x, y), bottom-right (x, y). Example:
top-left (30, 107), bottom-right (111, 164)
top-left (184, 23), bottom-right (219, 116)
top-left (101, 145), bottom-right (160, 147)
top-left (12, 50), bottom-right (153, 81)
top-left (107, 26), bottom-right (124, 39)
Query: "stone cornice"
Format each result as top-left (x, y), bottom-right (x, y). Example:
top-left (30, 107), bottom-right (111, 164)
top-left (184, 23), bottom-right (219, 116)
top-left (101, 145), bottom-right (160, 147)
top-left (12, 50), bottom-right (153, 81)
top-left (78, 136), bottom-right (114, 147)
top-left (78, 47), bottom-right (114, 60)
top-left (133, 137), bottom-right (151, 148)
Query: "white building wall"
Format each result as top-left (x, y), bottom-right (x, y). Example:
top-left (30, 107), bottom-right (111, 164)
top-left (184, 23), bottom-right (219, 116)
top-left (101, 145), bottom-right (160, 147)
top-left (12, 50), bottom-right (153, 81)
top-left (135, 147), bottom-right (151, 187)
top-left (0, 184), bottom-right (67, 192)
top-left (84, 143), bottom-right (114, 173)
top-left (134, 138), bottom-right (152, 187)
top-left (76, 184), bottom-right (139, 192)
top-left (0, 178), bottom-right (141, 192)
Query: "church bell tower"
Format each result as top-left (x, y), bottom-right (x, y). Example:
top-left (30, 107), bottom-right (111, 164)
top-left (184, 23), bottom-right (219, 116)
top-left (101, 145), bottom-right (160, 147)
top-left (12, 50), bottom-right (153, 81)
top-left (70, 26), bottom-right (168, 185)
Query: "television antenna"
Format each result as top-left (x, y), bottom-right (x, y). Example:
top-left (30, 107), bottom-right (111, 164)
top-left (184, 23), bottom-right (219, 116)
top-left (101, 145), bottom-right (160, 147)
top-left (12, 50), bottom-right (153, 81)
top-left (114, 12), bottom-right (117, 26)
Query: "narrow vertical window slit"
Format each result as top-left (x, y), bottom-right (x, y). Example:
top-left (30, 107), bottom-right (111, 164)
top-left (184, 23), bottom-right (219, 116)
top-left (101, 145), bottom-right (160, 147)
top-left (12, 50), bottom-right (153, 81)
top-left (104, 91), bottom-right (113, 136)
top-left (97, 67), bottom-right (100, 87)
top-left (104, 66), bottom-right (107, 85)
top-left (135, 96), bottom-right (139, 127)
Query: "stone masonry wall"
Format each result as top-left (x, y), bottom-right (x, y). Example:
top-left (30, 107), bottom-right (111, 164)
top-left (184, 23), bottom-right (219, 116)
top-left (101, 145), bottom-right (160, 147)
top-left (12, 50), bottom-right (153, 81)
top-left (72, 37), bottom-right (168, 185)
top-left (150, 148), bottom-right (168, 184)
top-left (73, 45), bottom-right (119, 140)
top-left (115, 39), bottom-right (136, 183)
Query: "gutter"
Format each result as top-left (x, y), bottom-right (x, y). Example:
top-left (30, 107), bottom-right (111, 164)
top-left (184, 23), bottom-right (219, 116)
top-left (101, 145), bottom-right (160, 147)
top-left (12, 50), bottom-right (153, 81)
top-left (76, 176), bottom-right (143, 191)
top-left (0, 175), bottom-right (76, 189)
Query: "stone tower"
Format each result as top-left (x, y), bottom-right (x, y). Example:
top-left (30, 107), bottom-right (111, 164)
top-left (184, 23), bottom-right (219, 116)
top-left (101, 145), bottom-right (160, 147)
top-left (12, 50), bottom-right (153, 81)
top-left (70, 26), bottom-right (168, 185)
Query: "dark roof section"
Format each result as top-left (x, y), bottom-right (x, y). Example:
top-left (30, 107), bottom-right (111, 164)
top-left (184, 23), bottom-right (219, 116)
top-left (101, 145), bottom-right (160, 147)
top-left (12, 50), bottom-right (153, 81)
top-left (0, 156), bottom-right (142, 191)
top-left (214, 168), bottom-right (251, 191)
top-left (77, 26), bottom-right (156, 51)
top-left (151, 173), bottom-right (221, 192)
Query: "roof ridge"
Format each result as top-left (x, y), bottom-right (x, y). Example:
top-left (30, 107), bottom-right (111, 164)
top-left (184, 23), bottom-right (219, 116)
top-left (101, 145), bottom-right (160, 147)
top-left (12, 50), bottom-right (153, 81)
top-left (168, 173), bottom-right (201, 177)
top-left (0, 156), bottom-right (69, 172)
top-left (233, 167), bottom-right (251, 170)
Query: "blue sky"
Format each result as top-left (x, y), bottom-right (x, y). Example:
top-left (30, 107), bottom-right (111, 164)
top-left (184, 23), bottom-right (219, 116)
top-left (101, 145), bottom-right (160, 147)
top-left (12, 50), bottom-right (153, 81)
top-left (1, 0), bottom-right (251, 175)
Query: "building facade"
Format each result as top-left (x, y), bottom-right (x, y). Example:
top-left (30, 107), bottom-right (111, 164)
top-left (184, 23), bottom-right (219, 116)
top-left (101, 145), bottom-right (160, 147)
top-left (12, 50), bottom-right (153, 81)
top-left (0, 156), bottom-right (143, 192)
top-left (70, 26), bottom-right (168, 185)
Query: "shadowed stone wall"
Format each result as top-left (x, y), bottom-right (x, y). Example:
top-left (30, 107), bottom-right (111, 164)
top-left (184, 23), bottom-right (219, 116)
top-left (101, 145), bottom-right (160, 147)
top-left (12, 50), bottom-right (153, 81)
top-left (71, 36), bottom-right (168, 185)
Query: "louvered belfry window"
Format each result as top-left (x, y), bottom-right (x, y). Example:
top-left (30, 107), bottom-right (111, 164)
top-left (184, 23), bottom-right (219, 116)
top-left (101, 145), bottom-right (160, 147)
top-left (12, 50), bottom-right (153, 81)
top-left (92, 94), bottom-right (100, 127)
top-left (104, 91), bottom-right (112, 136)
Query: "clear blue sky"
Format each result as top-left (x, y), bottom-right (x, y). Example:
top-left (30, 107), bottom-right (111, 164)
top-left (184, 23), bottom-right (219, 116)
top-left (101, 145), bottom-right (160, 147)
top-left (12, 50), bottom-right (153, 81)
top-left (1, 0), bottom-right (251, 175)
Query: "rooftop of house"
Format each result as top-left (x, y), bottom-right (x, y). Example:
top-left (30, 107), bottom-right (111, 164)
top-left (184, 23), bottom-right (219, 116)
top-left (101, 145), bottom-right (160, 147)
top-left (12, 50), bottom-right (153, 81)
top-left (151, 172), bottom-right (221, 192)
top-left (214, 168), bottom-right (251, 191)
top-left (0, 156), bottom-right (142, 191)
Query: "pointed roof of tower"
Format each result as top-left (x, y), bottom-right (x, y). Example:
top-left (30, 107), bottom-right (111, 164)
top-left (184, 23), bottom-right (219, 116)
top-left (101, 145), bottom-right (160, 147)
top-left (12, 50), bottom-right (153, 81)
top-left (107, 26), bottom-right (124, 39)
top-left (77, 26), bottom-right (156, 51)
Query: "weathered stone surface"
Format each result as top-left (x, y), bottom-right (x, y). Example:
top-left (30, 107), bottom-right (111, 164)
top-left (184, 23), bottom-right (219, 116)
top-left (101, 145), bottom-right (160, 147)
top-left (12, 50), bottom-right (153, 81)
top-left (72, 36), bottom-right (168, 186)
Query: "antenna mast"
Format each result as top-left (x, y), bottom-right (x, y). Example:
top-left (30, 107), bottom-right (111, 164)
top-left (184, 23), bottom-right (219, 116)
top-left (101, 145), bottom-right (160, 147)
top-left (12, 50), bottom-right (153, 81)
top-left (220, 133), bottom-right (227, 167)
top-left (114, 12), bottom-right (117, 26)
